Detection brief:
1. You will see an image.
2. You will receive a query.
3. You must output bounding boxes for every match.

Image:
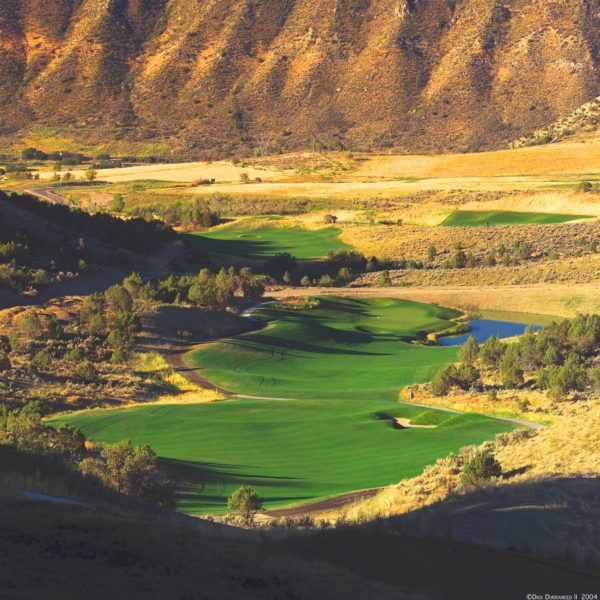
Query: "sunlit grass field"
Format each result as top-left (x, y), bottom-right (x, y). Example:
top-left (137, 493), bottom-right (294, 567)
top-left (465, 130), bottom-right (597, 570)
top-left (51, 298), bottom-right (514, 513)
top-left (442, 210), bottom-right (591, 227)
top-left (53, 401), bottom-right (511, 514)
top-left (188, 224), bottom-right (351, 260)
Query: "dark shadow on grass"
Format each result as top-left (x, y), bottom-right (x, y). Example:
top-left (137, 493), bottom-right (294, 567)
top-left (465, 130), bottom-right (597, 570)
top-left (223, 334), bottom-right (389, 357)
top-left (163, 458), bottom-right (304, 490)
top-left (188, 235), bottom-right (277, 260)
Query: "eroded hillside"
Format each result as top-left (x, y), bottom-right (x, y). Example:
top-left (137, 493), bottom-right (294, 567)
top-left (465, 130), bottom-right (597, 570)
top-left (1, 0), bottom-right (600, 155)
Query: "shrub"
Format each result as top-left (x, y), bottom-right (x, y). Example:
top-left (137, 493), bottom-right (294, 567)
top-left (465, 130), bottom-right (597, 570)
top-left (240, 276), bottom-right (265, 301)
top-left (19, 313), bottom-right (44, 340)
top-left (326, 251), bottom-right (367, 271)
top-left (430, 367), bottom-right (454, 396)
top-left (74, 361), bottom-right (98, 382)
top-left (111, 194), bottom-right (125, 212)
top-left (499, 345), bottom-right (523, 387)
top-left (479, 336), bottom-right (506, 368)
top-left (33, 350), bottom-right (52, 372)
top-left (544, 355), bottom-right (588, 399)
top-left (87, 313), bottom-right (106, 336)
top-left (458, 337), bottom-right (480, 365)
top-left (80, 440), bottom-right (176, 507)
top-left (105, 284), bottom-right (133, 313)
top-left (588, 364), bottom-right (600, 393)
top-left (318, 274), bottom-right (334, 287)
top-left (227, 485), bottom-right (263, 522)
top-left (64, 347), bottom-right (83, 364)
top-left (461, 449), bottom-right (502, 488)
top-left (453, 364), bottom-right (481, 390)
top-left (107, 329), bottom-right (126, 349)
top-left (46, 316), bottom-right (64, 340)
top-left (578, 180), bottom-right (593, 193)
top-left (336, 267), bottom-right (352, 284)
top-left (0, 352), bottom-right (11, 371)
top-left (378, 270), bottom-right (392, 287)
top-left (264, 253), bottom-right (296, 280)
top-left (431, 363), bottom-right (480, 395)
top-left (122, 272), bottom-right (143, 298)
top-left (111, 348), bottom-right (127, 364)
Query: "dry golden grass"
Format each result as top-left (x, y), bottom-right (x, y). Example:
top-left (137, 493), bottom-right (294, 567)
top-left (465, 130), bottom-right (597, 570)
top-left (353, 140), bottom-right (600, 179)
top-left (272, 284), bottom-right (600, 318)
top-left (178, 176), bottom-right (583, 200)
top-left (167, 140), bottom-right (600, 199)
top-left (340, 401), bottom-right (600, 524)
top-left (131, 352), bottom-right (224, 406)
top-left (27, 140), bottom-right (600, 203)
top-left (497, 404), bottom-right (600, 478)
top-left (460, 190), bottom-right (600, 217)
top-left (402, 386), bottom-right (554, 425)
top-left (356, 257), bottom-right (600, 288)
top-left (38, 160), bottom-right (290, 184)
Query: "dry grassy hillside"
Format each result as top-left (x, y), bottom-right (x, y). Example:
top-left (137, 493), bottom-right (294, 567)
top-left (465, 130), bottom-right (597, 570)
top-left (339, 403), bottom-right (600, 565)
top-left (1, 0), bottom-right (600, 155)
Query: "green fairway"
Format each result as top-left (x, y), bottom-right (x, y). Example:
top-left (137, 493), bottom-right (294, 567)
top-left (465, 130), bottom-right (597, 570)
top-left (188, 223), bottom-right (351, 260)
top-left (442, 210), bottom-right (592, 227)
top-left (186, 297), bottom-right (462, 399)
top-left (52, 401), bottom-right (511, 514)
top-left (51, 298), bottom-right (515, 514)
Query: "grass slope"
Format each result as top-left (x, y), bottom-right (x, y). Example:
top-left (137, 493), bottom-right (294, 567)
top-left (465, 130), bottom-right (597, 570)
top-left (188, 224), bottom-right (351, 260)
top-left (51, 298), bottom-right (514, 514)
top-left (442, 210), bottom-right (591, 227)
top-left (186, 297), bottom-right (461, 399)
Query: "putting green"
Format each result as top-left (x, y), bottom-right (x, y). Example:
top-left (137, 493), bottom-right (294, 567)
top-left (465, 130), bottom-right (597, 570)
top-left (188, 223), bottom-right (351, 260)
top-left (442, 210), bottom-right (592, 227)
top-left (51, 298), bottom-right (515, 514)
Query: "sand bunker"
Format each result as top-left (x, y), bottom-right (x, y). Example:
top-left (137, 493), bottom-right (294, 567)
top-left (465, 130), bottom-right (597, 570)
top-left (395, 418), bottom-right (437, 429)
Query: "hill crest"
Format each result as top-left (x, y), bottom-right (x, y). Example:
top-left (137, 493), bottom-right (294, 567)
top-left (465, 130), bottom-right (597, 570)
top-left (1, 0), bottom-right (599, 156)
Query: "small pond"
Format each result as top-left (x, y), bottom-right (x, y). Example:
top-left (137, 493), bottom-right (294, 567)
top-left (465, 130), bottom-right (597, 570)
top-left (439, 319), bottom-right (542, 347)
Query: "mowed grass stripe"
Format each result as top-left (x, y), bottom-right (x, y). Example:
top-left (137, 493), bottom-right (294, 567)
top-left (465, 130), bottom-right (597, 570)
top-left (188, 224), bottom-right (351, 260)
top-left (442, 210), bottom-right (592, 227)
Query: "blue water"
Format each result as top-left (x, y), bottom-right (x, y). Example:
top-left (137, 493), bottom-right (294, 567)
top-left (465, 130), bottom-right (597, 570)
top-left (439, 319), bottom-right (542, 347)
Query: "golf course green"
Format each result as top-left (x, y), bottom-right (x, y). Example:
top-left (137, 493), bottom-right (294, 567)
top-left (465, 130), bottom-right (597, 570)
top-left (442, 210), bottom-right (591, 227)
top-left (51, 298), bottom-right (515, 514)
top-left (188, 222), bottom-right (351, 260)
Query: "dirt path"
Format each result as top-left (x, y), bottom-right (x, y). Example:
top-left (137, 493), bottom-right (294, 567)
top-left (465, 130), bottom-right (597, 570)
top-left (26, 187), bottom-right (66, 205)
top-left (262, 488), bottom-right (381, 519)
top-left (167, 347), bottom-right (232, 395)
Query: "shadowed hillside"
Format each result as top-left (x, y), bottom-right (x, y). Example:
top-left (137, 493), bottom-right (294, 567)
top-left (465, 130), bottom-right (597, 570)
top-left (1, 0), bottom-right (600, 155)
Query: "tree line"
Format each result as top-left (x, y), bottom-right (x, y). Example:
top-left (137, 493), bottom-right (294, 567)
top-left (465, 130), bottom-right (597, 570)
top-left (0, 402), bottom-right (176, 507)
top-left (431, 314), bottom-right (600, 400)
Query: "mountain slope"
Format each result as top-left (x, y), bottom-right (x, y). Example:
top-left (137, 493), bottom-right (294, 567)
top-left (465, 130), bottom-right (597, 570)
top-left (1, 0), bottom-right (600, 155)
